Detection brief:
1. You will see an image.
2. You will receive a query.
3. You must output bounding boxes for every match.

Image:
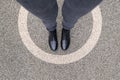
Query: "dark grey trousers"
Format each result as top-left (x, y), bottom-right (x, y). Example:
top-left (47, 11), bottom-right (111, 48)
top-left (17, 0), bottom-right (102, 31)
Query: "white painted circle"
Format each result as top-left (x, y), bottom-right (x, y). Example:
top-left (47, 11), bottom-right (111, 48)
top-left (18, 6), bottom-right (102, 64)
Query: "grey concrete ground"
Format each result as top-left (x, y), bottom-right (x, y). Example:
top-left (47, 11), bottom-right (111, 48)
top-left (0, 0), bottom-right (120, 80)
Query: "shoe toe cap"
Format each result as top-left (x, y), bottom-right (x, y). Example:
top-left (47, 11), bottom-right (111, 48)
top-left (50, 41), bottom-right (57, 51)
top-left (62, 40), bottom-right (68, 50)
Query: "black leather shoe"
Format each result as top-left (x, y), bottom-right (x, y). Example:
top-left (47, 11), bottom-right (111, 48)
top-left (61, 28), bottom-right (70, 50)
top-left (48, 29), bottom-right (58, 51)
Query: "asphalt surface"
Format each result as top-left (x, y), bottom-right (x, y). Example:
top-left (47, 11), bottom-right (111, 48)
top-left (0, 0), bottom-right (120, 80)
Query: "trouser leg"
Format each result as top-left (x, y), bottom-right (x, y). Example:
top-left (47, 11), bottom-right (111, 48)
top-left (62, 0), bottom-right (102, 30)
top-left (17, 0), bottom-right (58, 31)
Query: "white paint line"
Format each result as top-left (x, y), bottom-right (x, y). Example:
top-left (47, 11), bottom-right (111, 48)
top-left (18, 6), bottom-right (102, 64)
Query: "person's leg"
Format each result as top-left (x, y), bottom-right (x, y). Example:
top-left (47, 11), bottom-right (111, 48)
top-left (17, 0), bottom-right (58, 31)
top-left (17, 0), bottom-right (59, 51)
top-left (62, 0), bottom-right (102, 30)
top-left (61, 0), bottom-right (102, 50)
